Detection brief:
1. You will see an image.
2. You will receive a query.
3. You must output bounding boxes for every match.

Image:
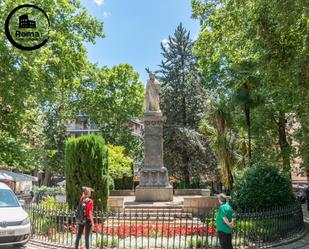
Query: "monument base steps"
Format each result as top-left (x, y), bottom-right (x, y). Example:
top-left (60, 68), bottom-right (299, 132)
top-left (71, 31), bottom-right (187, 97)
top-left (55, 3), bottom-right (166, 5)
top-left (108, 195), bottom-right (218, 223)
top-left (116, 206), bottom-right (194, 223)
top-left (135, 185), bottom-right (173, 202)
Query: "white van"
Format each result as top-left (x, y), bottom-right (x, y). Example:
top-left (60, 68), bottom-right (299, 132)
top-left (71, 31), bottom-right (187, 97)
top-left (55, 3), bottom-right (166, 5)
top-left (0, 182), bottom-right (31, 246)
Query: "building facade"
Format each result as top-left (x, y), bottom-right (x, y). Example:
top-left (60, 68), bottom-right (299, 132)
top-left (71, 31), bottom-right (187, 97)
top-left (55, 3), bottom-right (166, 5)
top-left (65, 112), bottom-right (99, 137)
top-left (65, 112), bottom-right (143, 138)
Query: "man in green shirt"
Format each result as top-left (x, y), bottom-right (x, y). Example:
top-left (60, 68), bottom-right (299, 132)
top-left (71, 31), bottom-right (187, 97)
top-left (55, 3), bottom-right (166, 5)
top-left (216, 193), bottom-right (234, 249)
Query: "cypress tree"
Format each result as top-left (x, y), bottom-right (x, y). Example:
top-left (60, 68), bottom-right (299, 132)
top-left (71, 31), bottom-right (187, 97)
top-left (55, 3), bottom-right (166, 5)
top-left (65, 134), bottom-right (109, 210)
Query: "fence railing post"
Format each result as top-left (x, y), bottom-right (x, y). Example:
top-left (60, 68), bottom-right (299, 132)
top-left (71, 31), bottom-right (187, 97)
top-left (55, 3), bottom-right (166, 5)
top-left (27, 201), bottom-right (304, 249)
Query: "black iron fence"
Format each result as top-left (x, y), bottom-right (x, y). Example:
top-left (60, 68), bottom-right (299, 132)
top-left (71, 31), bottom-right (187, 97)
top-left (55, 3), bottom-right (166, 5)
top-left (25, 202), bottom-right (304, 248)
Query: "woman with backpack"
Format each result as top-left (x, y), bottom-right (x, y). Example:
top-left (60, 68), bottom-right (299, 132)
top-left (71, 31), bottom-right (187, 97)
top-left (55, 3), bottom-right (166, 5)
top-left (75, 187), bottom-right (94, 249)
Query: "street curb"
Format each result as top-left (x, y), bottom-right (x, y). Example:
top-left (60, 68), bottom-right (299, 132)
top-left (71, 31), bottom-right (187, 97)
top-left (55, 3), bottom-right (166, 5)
top-left (29, 239), bottom-right (72, 248)
top-left (269, 227), bottom-right (308, 248)
top-left (30, 230), bottom-right (308, 249)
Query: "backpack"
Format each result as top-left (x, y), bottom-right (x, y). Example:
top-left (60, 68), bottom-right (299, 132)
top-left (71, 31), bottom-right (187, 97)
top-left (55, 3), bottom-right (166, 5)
top-left (297, 194), bottom-right (305, 204)
top-left (76, 197), bottom-right (89, 224)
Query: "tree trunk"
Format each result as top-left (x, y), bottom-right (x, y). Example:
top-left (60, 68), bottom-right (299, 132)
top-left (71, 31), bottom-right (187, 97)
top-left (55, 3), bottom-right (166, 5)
top-left (42, 170), bottom-right (52, 186)
top-left (277, 112), bottom-right (291, 176)
top-left (182, 96), bottom-right (186, 126)
top-left (181, 60), bottom-right (186, 127)
top-left (298, 113), bottom-right (309, 183)
top-left (183, 156), bottom-right (190, 187)
top-left (224, 155), bottom-right (234, 192)
top-left (306, 168), bottom-right (309, 183)
top-left (245, 104), bottom-right (252, 162)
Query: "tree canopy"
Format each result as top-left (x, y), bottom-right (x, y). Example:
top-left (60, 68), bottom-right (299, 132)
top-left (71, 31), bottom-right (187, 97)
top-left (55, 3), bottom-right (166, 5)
top-left (0, 0), bottom-right (104, 173)
top-left (78, 64), bottom-right (144, 156)
top-left (0, 1), bottom-right (143, 185)
top-left (192, 0), bottom-right (309, 181)
top-left (159, 23), bottom-right (216, 185)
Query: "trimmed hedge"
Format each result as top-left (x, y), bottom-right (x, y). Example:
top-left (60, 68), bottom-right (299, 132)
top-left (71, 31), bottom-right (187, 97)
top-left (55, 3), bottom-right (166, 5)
top-left (64, 134), bottom-right (109, 211)
top-left (231, 162), bottom-right (294, 210)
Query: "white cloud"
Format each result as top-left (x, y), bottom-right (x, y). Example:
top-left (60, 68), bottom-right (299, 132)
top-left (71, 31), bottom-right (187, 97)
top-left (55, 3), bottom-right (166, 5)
top-left (161, 39), bottom-right (169, 48)
top-left (103, 11), bottom-right (111, 18)
top-left (93, 0), bottom-right (104, 6)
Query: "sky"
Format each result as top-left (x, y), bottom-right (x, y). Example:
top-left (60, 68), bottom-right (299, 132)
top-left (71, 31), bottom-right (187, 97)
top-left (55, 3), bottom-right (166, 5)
top-left (80, 0), bottom-right (200, 84)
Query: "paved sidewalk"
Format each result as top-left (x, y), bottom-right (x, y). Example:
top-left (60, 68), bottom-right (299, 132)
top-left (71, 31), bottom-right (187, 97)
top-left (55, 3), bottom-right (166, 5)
top-left (0, 240), bottom-right (61, 249)
top-left (274, 204), bottom-right (309, 249)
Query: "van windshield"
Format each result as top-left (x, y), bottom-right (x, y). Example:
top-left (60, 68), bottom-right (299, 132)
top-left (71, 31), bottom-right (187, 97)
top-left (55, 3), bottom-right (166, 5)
top-left (0, 189), bottom-right (19, 207)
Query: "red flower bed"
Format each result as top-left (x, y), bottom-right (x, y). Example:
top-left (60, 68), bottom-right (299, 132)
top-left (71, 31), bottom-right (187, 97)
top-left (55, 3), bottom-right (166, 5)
top-left (65, 224), bottom-right (216, 238)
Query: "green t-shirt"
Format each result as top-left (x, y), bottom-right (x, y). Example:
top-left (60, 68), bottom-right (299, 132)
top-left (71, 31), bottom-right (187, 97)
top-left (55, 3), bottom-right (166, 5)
top-left (216, 202), bottom-right (233, 234)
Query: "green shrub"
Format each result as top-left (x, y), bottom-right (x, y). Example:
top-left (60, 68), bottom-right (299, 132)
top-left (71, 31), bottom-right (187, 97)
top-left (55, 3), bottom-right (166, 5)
top-left (110, 238), bottom-right (118, 248)
top-left (40, 218), bottom-right (50, 235)
top-left (33, 186), bottom-right (65, 195)
top-left (96, 238), bottom-right (106, 248)
top-left (39, 196), bottom-right (68, 210)
top-left (108, 144), bottom-right (134, 190)
top-left (65, 134), bottom-right (109, 211)
top-left (189, 175), bottom-right (210, 189)
top-left (32, 186), bottom-right (66, 204)
top-left (114, 176), bottom-right (134, 190)
top-left (234, 218), bottom-right (291, 242)
top-left (231, 162), bottom-right (294, 210)
top-left (188, 239), bottom-right (196, 248)
top-left (149, 230), bottom-right (158, 238)
top-left (96, 238), bottom-right (118, 248)
top-left (196, 238), bottom-right (203, 248)
top-left (179, 181), bottom-right (185, 189)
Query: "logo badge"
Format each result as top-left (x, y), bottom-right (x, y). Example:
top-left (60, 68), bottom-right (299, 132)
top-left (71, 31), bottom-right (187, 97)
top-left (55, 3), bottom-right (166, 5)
top-left (0, 221), bottom-right (8, 228)
top-left (5, 4), bottom-right (50, 50)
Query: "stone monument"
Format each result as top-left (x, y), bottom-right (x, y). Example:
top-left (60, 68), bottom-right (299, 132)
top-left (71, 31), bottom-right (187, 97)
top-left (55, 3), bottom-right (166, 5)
top-left (135, 71), bottom-right (173, 201)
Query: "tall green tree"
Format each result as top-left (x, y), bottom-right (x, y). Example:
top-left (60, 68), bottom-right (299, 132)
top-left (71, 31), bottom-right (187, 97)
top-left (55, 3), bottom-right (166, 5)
top-left (41, 103), bottom-right (71, 185)
top-left (0, 0), bottom-right (104, 173)
top-left (164, 126), bottom-right (217, 185)
top-left (79, 64), bottom-right (144, 156)
top-left (159, 23), bottom-right (215, 185)
top-left (192, 0), bottom-right (308, 177)
top-left (0, 101), bottom-right (46, 171)
top-left (159, 23), bottom-right (205, 129)
top-left (199, 99), bottom-right (235, 191)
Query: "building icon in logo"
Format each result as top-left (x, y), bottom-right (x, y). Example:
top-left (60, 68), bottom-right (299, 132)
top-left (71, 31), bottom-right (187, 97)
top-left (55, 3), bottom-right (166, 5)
top-left (19, 14), bottom-right (36, 28)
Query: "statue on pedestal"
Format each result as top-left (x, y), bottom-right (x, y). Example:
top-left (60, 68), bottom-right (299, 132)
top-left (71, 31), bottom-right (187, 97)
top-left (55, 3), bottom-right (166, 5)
top-left (144, 71), bottom-right (160, 112)
top-left (135, 69), bottom-right (173, 201)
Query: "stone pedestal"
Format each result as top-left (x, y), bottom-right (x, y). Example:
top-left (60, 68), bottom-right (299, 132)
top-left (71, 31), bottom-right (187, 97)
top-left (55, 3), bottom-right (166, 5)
top-left (135, 111), bottom-right (173, 201)
top-left (135, 186), bottom-right (173, 202)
